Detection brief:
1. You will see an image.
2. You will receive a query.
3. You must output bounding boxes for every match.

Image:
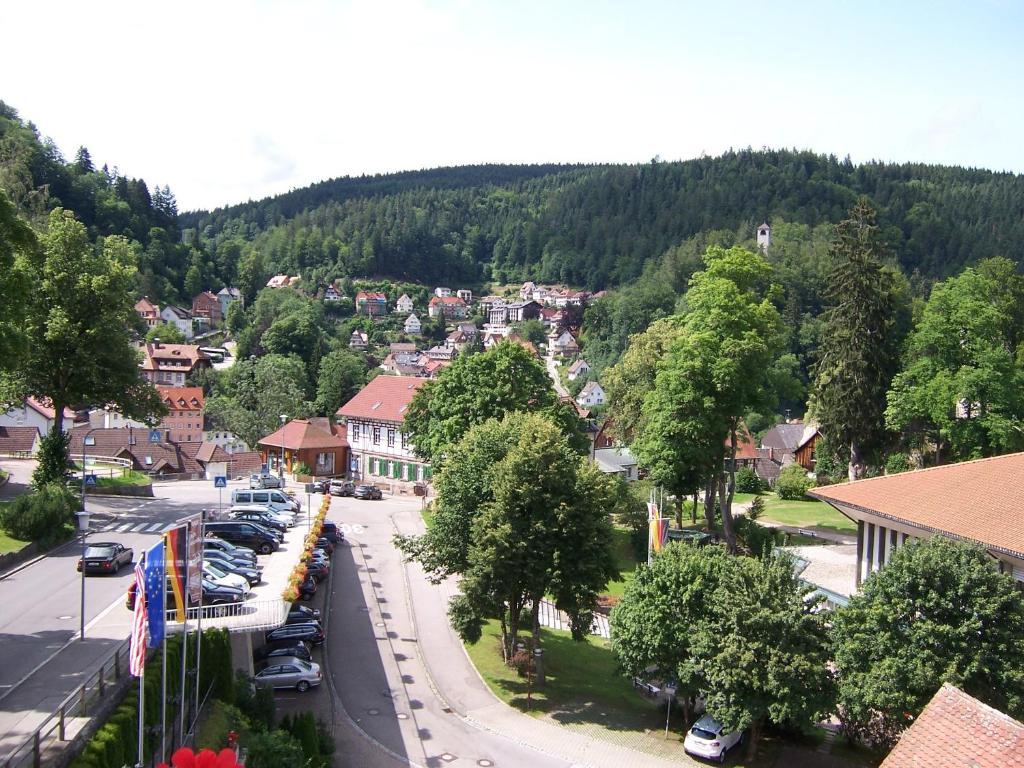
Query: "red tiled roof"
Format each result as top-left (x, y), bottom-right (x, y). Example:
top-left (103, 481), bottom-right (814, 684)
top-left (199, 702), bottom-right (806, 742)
top-left (25, 396), bottom-right (76, 420)
top-left (356, 291), bottom-right (387, 301)
top-left (257, 419), bottom-right (348, 451)
top-left (135, 297), bottom-right (159, 313)
top-left (227, 451), bottom-right (263, 477)
top-left (0, 426), bottom-right (40, 453)
top-left (429, 296), bottom-right (467, 306)
top-left (881, 684), bottom-right (1024, 768)
top-left (729, 423), bottom-right (758, 461)
top-left (157, 386), bottom-right (205, 410)
top-left (141, 343), bottom-right (209, 372)
top-left (336, 376), bottom-right (426, 423)
top-left (809, 452), bottom-right (1024, 558)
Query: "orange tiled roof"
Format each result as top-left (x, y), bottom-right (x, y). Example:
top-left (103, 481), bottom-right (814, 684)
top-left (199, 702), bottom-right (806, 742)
top-left (257, 419), bottom-right (348, 451)
top-left (157, 386), bottom-right (205, 410)
top-left (336, 376), bottom-right (426, 423)
top-left (881, 684), bottom-right (1024, 768)
top-left (809, 452), bottom-right (1024, 558)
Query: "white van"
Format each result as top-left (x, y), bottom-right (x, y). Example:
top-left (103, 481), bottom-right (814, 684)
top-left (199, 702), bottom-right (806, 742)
top-left (231, 489), bottom-right (300, 515)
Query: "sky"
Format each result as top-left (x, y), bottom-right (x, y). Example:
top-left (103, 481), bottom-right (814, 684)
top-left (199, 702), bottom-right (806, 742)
top-left (4, 0), bottom-right (1022, 211)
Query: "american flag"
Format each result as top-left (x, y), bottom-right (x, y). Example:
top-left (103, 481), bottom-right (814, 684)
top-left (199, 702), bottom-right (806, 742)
top-left (129, 562), bottom-right (147, 677)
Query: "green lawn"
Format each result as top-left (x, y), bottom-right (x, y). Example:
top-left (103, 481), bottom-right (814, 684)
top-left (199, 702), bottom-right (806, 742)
top-left (0, 529), bottom-right (29, 555)
top-left (94, 472), bottom-right (152, 488)
top-left (602, 527), bottom-right (640, 599)
top-left (734, 492), bottom-right (855, 535)
top-left (464, 619), bottom-right (782, 765)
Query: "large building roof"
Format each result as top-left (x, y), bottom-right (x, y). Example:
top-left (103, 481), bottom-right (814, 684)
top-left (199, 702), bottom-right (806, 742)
top-left (257, 419), bottom-right (348, 451)
top-left (880, 684), bottom-right (1024, 768)
top-left (157, 387), bottom-right (204, 410)
top-left (809, 452), bottom-right (1024, 559)
top-left (336, 376), bottom-right (426, 423)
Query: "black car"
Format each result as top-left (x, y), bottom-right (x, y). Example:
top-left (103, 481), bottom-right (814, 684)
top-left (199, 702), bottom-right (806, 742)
top-left (353, 484), bottom-right (382, 500)
top-left (205, 522), bottom-right (280, 554)
top-left (266, 621), bottom-right (325, 646)
top-left (320, 521), bottom-right (345, 544)
top-left (253, 641), bottom-right (312, 663)
top-left (308, 480), bottom-right (327, 494)
top-left (201, 578), bottom-right (245, 605)
top-left (315, 537), bottom-right (334, 556)
top-left (203, 548), bottom-right (257, 570)
top-left (203, 553), bottom-right (262, 586)
top-left (203, 537), bottom-right (256, 562)
top-left (287, 604), bottom-right (321, 624)
top-left (305, 559), bottom-right (330, 582)
top-left (231, 510), bottom-right (288, 533)
top-left (77, 542), bottom-right (134, 574)
top-left (298, 574), bottom-right (317, 600)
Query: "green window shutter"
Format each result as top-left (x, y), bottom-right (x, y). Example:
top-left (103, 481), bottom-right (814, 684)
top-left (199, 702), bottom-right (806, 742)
top-left (394, 462), bottom-right (403, 479)
top-left (424, 465), bottom-right (432, 479)
top-left (370, 457), bottom-right (378, 475)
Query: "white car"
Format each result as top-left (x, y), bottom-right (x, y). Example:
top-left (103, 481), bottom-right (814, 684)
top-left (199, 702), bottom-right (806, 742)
top-left (203, 562), bottom-right (252, 595)
top-left (683, 715), bottom-right (742, 763)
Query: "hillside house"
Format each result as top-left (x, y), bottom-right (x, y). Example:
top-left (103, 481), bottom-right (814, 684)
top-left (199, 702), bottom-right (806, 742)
top-left (160, 305), bottom-right (194, 340)
top-left (323, 284), bottom-right (343, 302)
top-left (404, 313), bottom-right (421, 335)
top-left (349, 330), bottom-right (369, 349)
top-left (428, 296), bottom-right (468, 319)
top-left (519, 282), bottom-right (536, 300)
top-left (506, 300), bottom-right (541, 323)
top-left (396, 294), bottom-right (414, 314)
top-left (336, 376), bottom-right (432, 490)
top-left (576, 381), bottom-right (605, 408)
top-left (478, 296), bottom-right (505, 314)
top-left (549, 329), bottom-right (580, 357)
top-left (156, 386), bottom-right (205, 443)
top-left (434, 287), bottom-right (452, 298)
top-left (456, 289), bottom-right (472, 303)
top-left (756, 421), bottom-right (821, 485)
top-left (216, 287), bottom-right (242, 318)
top-left (355, 291), bottom-right (388, 317)
top-left (191, 291), bottom-right (222, 323)
top-left (135, 297), bottom-right (161, 329)
top-left (566, 359), bottom-right (590, 381)
top-left (140, 342), bottom-right (210, 386)
top-left (426, 344), bottom-right (457, 361)
top-left (0, 397), bottom-right (78, 435)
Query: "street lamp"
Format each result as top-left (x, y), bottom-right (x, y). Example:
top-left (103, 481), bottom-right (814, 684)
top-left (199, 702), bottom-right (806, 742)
top-left (75, 509), bottom-right (91, 641)
top-left (279, 414), bottom-right (287, 482)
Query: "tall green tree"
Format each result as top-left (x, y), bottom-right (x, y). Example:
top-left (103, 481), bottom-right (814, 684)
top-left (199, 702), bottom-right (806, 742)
top-left (19, 209), bottom-right (165, 477)
top-left (400, 412), bottom-right (618, 661)
top-left (0, 191), bottom-right (36, 403)
top-left (404, 341), bottom-right (583, 464)
top-left (692, 552), bottom-right (833, 759)
top-left (832, 537), bottom-right (1024, 748)
top-left (313, 349), bottom-right (366, 415)
top-left (145, 321), bottom-right (186, 344)
top-left (813, 199), bottom-right (903, 480)
top-left (886, 258), bottom-right (1024, 461)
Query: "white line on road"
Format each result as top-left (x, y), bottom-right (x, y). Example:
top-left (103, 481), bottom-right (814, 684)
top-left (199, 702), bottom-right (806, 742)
top-left (115, 523), bottom-right (133, 532)
top-left (142, 523), bottom-right (163, 532)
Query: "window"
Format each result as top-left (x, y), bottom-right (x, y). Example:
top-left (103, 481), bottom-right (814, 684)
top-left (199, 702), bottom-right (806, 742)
top-left (400, 432), bottom-right (409, 449)
top-left (351, 423), bottom-right (360, 441)
top-left (369, 457), bottom-right (378, 475)
top-left (317, 452), bottom-right (329, 466)
top-left (373, 427), bottom-right (381, 445)
top-left (387, 429), bottom-right (395, 448)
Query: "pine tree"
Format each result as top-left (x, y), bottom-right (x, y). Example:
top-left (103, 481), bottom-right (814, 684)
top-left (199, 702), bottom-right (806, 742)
top-left (813, 199), bottom-right (901, 480)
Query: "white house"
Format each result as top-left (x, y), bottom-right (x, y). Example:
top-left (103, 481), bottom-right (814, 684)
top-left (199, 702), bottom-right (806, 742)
top-left (404, 313), bottom-right (422, 335)
top-left (0, 397), bottom-right (77, 434)
top-left (216, 287), bottom-right (242, 318)
top-left (202, 427), bottom-right (250, 454)
top-left (396, 294), bottom-right (414, 314)
top-left (576, 381), bottom-right (606, 408)
top-left (336, 376), bottom-right (432, 491)
top-left (567, 359), bottom-right (591, 381)
top-left (520, 282), bottom-right (536, 300)
top-left (323, 284), bottom-right (343, 302)
top-left (550, 329), bottom-right (580, 358)
top-left (456, 289), bottom-right (472, 304)
top-left (434, 287), bottom-right (452, 298)
top-left (160, 305), bottom-right (194, 340)
top-left (349, 330), bottom-right (369, 349)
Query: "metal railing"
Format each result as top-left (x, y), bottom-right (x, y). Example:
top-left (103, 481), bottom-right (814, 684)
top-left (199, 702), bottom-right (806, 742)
top-left (162, 598), bottom-right (289, 633)
top-left (2, 637), bottom-right (132, 768)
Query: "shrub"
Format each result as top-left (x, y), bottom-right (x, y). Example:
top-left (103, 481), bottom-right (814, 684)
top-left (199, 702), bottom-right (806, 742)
top-left (776, 464), bottom-right (814, 500)
top-left (747, 495), bottom-right (766, 521)
top-left (884, 452), bottom-right (912, 475)
top-left (0, 482), bottom-right (76, 545)
top-left (32, 429), bottom-right (72, 487)
top-left (734, 466), bottom-right (764, 494)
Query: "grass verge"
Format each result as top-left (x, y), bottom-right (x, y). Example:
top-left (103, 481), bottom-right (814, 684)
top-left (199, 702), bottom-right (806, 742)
top-left (94, 473), bottom-right (152, 488)
top-left (734, 493), bottom-right (855, 535)
top-left (0, 529), bottom-right (29, 555)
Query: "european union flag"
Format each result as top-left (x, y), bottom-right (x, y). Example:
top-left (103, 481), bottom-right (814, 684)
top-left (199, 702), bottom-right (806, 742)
top-left (144, 540), bottom-right (165, 647)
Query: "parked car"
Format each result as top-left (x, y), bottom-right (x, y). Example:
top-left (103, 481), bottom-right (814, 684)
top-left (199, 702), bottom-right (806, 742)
top-left (230, 503), bottom-right (296, 526)
top-left (265, 621), bottom-right (325, 646)
top-left (205, 521), bottom-right (280, 554)
top-left (305, 560), bottom-right (330, 582)
top-left (683, 715), bottom-right (743, 763)
top-left (126, 577), bottom-right (243, 611)
top-left (231, 509), bottom-right (289, 533)
top-left (320, 521), bottom-right (345, 544)
top-left (353, 484), bottom-right (382, 500)
top-left (329, 480), bottom-right (354, 497)
top-left (287, 604), bottom-right (321, 624)
top-left (313, 547), bottom-right (332, 561)
top-left (253, 641), bottom-right (312, 663)
top-left (203, 537), bottom-right (256, 562)
top-left (202, 548), bottom-right (257, 571)
top-left (77, 542), bottom-right (134, 574)
top-left (249, 473), bottom-right (283, 490)
top-left (254, 657), bottom-right (322, 692)
top-left (203, 562), bottom-right (251, 594)
top-left (298, 575), bottom-right (317, 600)
top-left (315, 537), bottom-right (334, 556)
top-left (231, 489), bottom-right (300, 514)
top-left (202, 553), bottom-right (262, 586)
top-left (309, 479), bottom-right (327, 494)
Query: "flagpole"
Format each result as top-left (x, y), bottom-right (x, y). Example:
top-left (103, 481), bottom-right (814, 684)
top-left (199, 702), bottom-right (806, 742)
top-left (647, 489), bottom-right (653, 567)
top-left (137, 662), bottom-right (145, 767)
top-left (161, 561), bottom-right (167, 763)
top-left (179, 559), bottom-right (188, 744)
top-left (194, 512), bottom-right (205, 737)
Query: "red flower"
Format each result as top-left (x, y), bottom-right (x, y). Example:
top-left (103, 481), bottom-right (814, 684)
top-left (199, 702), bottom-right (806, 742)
top-left (157, 746), bottom-right (241, 768)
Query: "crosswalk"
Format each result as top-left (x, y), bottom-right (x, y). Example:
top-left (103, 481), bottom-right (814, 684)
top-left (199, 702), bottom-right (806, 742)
top-left (95, 521), bottom-right (179, 534)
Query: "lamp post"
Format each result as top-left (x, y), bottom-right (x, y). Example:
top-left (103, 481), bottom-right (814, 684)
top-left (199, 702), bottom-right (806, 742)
top-left (75, 509), bottom-right (91, 641)
top-left (279, 414), bottom-right (287, 483)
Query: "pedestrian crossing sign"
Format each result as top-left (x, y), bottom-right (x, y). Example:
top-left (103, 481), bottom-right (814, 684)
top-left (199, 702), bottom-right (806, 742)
top-left (84, 473), bottom-right (97, 487)
top-left (149, 429), bottom-right (161, 443)
top-left (214, 476), bottom-right (227, 488)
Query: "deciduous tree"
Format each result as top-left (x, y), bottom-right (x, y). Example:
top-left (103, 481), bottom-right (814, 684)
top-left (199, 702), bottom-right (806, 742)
top-left (313, 349), bottom-right (366, 415)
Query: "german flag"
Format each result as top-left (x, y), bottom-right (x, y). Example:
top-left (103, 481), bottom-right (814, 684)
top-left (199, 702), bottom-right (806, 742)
top-left (165, 525), bottom-right (188, 621)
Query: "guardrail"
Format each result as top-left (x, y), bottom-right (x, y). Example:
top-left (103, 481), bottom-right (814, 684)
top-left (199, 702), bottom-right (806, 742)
top-left (1, 637), bottom-right (132, 768)
top-left (163, 598), bottom-right (289, 633)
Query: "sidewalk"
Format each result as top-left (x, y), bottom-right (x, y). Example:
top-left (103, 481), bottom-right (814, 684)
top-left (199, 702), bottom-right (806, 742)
top-left (392, 506), bottom-right (699, 768)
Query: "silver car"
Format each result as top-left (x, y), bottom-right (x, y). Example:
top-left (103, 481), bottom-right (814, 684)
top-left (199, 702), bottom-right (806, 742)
top-left (253, 657), bottom-right (322, 692)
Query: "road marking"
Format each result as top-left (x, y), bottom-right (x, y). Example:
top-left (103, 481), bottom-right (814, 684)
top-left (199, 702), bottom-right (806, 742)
top-left (143, 523), bottom-right (163, 532)
top-left (115, 523), bottom-right (133, 532)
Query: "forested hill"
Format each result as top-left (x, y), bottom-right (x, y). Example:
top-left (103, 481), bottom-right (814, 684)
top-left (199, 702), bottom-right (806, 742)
top-left (182, 151), bottom-right (1024, 290)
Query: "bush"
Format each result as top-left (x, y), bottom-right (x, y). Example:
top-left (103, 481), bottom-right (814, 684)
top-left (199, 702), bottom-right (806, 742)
top-left (884, 452), bottom-right (912, 475)
top-left (32, 429), bottom-right (72, 487)
top-left (776, 464), bottom-right (814, 500)
top-left (0, 482), bottom-right (76, 545)
top-left (234, 670), bottom-right (275, 731)
top-left (734, 466), bottom-right (764, 494)
top-left (747, 495), bottom-right (766, 521)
